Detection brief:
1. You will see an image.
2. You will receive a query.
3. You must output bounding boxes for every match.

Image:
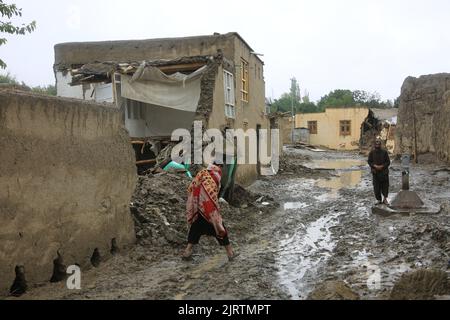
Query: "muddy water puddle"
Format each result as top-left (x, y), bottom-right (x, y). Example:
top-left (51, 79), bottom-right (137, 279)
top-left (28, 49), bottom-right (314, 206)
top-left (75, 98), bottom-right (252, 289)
top-left (276, 156), bottom-right (369, 299)
top-left (305, 159), bottom-right (366, 170)
top-left (277, 211), bottom-right (344, 299)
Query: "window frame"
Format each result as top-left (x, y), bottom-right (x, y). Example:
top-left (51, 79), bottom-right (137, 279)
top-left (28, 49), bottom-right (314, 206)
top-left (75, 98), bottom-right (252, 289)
top-left (339, 120), bottom-right (352, 136)
top-left (127, 100), bottom-right (145, 120)
top-left (240, 58), bottom-right (249, 103)
top-left (308, 121), bottom-right (318, 134)
top-left (223, 70), bottom-right (236, 119)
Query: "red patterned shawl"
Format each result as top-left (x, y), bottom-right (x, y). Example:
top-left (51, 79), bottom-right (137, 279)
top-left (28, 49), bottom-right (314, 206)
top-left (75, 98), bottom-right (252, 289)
top-left (186, 164), bottom-right (226, 238)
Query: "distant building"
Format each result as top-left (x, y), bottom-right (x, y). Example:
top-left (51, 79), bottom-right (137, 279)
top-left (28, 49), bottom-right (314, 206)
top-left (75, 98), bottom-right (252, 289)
top-left (295, 107), bottom-right (370, 150)
top-left (296, 107), bottom-right (398, 152)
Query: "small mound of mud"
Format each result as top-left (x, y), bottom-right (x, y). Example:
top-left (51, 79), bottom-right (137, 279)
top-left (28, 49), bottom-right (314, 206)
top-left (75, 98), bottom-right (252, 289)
top-left (307, 281), bottom-right (359, 300)
top-left (229, 184), bottom-right (277, 209)
top-left (278, 153), bottom-right (311, 174)
top-left (390, 269), bottom-right (449, 300)
top-left (130, 172), bottom-right (278, 247)
top-left (131, 172), bottom-right (192, 246)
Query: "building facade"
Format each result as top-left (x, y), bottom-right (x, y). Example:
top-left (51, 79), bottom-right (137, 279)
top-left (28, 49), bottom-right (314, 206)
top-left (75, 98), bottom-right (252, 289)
top-left (295, 107), bottom-right (369, 150)
top-left (54, 32), bottom-right (272, 185)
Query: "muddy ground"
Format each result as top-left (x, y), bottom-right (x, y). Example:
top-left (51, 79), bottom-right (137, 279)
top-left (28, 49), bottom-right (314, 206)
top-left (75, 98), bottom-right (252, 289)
top-left (8, 147), bottom-right (450, 300)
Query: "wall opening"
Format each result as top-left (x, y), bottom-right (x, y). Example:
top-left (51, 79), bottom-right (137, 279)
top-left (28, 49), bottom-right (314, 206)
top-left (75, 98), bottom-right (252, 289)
top-left (10, 265), bottom-right (27, 297)
top-left (90, 248), bottom-right (101, 268)
top-left (50, 250), bottom-right (67, 283)
top-left (110, 238), bottom-right (119, 255)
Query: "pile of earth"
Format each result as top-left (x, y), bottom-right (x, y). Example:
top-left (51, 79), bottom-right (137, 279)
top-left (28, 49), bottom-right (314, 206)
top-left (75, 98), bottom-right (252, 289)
top-left (390, 269), bottom-right (450, 300)
top-left (278, 152), bottom-right (334, 180)
top-left (130, 171), bottom-right (279, 248)
top-left (307, 280), bottom-right (360, 300)
top-left (278, 152), bottom-right (311, 174)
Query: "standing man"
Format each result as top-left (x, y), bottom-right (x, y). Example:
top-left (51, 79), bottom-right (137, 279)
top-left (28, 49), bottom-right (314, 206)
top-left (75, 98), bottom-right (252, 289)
top-left (368, 138), bottom-right (391, 205)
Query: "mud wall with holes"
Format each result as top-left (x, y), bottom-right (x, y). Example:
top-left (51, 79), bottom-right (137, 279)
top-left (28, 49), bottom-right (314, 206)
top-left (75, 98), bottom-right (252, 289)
top-left (395, 73), bottom-right (450, 163)
top-left (0, 90), bottom-right (137, 296)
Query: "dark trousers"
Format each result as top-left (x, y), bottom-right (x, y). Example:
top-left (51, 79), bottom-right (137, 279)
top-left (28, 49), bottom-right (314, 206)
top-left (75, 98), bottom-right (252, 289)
top-left (188, 214), bottom-right (230, 246)
top-left (373, 174), bottom-right (389, 201)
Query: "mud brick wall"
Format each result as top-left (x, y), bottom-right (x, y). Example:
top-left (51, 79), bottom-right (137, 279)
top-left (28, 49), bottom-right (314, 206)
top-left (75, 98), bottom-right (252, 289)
top-left (395, 73), bottom-right (450, 163)
top-left (0, 90), bottom-right (137, 295)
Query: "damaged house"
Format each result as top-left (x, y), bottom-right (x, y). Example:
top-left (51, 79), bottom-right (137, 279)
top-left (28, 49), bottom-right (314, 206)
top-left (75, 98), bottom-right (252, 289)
top-left (54, 32), bottom-right (275, 185)
top-left (360, 108), bottom-right (397, 155)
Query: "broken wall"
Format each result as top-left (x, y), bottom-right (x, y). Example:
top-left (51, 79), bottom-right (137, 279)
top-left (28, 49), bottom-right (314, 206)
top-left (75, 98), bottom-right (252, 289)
top-left (395, 73), bottom-right (450, 163)
top-left (0, 90), bottom-right (137, 296)
top-left (279, 116), bottom-right (294, 145)
top-left (54, 34), bottom-right (236, 70)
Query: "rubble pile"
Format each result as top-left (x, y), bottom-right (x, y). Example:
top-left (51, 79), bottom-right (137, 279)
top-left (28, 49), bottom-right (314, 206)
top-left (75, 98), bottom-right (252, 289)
top-left (307, 281), bottom-right (360, 300)
top-left (130, 171), bottom-right (278, 247)
top-left (278, 153), bottom-right (312, 174)
top-left (390, 269), bottom-right (450, 300)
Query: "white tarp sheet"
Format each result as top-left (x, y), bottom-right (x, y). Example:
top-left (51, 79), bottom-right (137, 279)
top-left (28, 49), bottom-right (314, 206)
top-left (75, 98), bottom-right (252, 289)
top-left (124, 100), bottom-right (196, 138)
top-left (121, 64), bottom-right (207, 112)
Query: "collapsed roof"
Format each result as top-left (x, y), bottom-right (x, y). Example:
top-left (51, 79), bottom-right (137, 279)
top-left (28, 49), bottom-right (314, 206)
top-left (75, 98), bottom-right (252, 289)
top-left (59, 55), bottom-right (214, 86)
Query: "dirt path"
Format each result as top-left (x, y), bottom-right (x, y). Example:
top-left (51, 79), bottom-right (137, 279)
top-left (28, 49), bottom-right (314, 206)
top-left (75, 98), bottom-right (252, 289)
top-left (10, 148), bottom-right (450, 300)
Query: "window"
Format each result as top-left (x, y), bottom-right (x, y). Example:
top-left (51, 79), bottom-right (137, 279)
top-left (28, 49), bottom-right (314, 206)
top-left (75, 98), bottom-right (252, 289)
top-left (340, 120), bottom-right (351, 136)
top-left (308, 121), bottom-right (318, 134)
top-left (240, 58), bottom-right (249, 102)
top-left (127, 100), bottom-right (145, 120)
top-left (223, 70), bottom-right (235, 119)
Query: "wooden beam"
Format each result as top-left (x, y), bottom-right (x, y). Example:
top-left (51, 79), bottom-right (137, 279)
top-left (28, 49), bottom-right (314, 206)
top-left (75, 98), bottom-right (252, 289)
top-left (136, 159), bottom-right (156, 166)
top-left (158, 62), bottom-right (206, 74)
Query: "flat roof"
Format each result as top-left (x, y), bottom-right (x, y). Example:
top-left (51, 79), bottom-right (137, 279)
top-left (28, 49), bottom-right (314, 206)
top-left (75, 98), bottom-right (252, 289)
top-left (54, 32), bottom-right (264, 67)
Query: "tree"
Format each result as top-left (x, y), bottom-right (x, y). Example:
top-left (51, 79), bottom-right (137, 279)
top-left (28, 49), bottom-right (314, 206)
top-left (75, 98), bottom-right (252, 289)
top-left (317, 89), bottom-right (355, 109)
top-left (302, 89), bottom-right (311, 104)
top-left (290, 77), bottom-right (301, 103)
top-left (0, 71), bottom-right (20, 84)
top-left (32, 85), bottom-right (56, 96)
top-left (0, 1), bottom-right (36, 68)
top-left (393, 97), bottom-right (400, 108)
top-left (0, 71), bottom-right (56, 96)
top-left (318, 89), bottom-right (394, 109)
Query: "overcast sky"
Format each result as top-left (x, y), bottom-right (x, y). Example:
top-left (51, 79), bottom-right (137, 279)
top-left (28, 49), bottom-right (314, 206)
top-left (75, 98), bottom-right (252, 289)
top-left (2, 0), bottom-right (450, 102)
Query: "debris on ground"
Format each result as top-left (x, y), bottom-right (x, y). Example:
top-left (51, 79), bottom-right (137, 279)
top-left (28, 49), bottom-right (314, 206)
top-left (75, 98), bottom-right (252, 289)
top-left (278, 152), bottom-right (313, 174)
top-left (15, 147), bottom-right (450, 300)
top-left (130, 171), bottom-right (278, 247)
top-left (389, 269), bottom-right (450, 300)
top-left (307, 281), bottom-right (359, 300)
top-left (229, 184), bottom-right (277, 209)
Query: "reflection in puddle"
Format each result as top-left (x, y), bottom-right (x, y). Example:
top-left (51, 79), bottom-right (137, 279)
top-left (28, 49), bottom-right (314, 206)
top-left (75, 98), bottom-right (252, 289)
top-left (317, 171), bottom-right (363, 195)
top-left (311, 158), bottom-right (365, 197)
top-left (276, 157), bottom-right (367, 299)
top-left (284, 202), bottom-right (309, 210)
top-left (306, 159), bottom-right (366, 170)
top-left (277, 212), bottom-right (343, 299)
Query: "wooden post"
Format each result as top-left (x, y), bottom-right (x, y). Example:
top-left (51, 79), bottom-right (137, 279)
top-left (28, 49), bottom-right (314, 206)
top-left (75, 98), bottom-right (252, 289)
top-left (411, 106), bottom-right (419, 164)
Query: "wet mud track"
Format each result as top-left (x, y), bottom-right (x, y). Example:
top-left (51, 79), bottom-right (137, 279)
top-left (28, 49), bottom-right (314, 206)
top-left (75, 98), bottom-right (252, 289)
top-left (252, 148), bottom-right (450, 299)
top-left (11, 148), bottom-right (450, 300)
